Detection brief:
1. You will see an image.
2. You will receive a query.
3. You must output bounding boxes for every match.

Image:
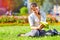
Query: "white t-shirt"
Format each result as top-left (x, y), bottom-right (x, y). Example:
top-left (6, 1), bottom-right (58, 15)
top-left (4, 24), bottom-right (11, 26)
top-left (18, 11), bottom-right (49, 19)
top-left (28, 10), bottom-right (46, 27)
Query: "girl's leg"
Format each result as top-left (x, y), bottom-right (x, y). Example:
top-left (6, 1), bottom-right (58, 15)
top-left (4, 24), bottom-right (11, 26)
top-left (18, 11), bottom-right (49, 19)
top-left (46, 29), bottom-right (58, 36)
top-left (24, 30), bottom-right (40, 36)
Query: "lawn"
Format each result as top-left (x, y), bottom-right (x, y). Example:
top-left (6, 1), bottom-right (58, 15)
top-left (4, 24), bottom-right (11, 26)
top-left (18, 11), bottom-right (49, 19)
top-left (0, 25), bottom-right (60, 40)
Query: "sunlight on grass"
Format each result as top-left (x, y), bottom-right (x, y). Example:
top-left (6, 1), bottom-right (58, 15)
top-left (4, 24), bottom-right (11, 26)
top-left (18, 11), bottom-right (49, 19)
top-left (0, 25), bottom-right (60, 40)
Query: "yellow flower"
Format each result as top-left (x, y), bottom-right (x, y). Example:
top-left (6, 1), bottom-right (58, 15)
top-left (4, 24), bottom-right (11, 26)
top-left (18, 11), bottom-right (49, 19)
top-left (40, 22), bottom-right (49, 28)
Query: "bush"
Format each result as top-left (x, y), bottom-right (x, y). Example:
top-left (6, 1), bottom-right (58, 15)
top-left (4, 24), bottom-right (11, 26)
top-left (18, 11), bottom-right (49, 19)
top-left (20, 7), bottom-right (28, 15)
top-left (0, 16), bottom-right (16, 23)
top-left (0, 16), bottom-right (28, 23)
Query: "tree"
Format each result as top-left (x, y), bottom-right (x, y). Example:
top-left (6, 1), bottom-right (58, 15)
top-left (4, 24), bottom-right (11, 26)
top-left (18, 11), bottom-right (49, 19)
top-left (50, 0), bottom-right (60, 5)
top-left (30, 0), bottom-right (44, 8)
top-left (4, 0), bottom-right (24, 11)
top-left (42, 0), bottom-right (53, 13)
top-left (12, 0), bottom-right (24, 11)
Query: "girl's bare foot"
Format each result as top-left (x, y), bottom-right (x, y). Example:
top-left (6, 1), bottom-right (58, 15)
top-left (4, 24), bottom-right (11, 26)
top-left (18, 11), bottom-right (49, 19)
top-left (17, 34), bottom-right (25, 37)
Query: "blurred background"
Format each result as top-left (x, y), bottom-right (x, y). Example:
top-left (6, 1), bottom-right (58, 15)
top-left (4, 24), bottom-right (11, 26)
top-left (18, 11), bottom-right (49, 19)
top-left (0, 0), bottom-right (60, 25)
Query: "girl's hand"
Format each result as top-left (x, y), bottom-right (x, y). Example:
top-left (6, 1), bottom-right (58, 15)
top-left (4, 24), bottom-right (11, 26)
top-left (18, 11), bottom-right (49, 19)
top-left (38, 24), bottom-right (45, 30)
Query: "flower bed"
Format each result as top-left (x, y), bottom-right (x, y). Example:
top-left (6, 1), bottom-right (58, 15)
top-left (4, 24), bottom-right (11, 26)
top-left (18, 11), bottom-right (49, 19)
top-left (0, 15), bottom-right (28, 23)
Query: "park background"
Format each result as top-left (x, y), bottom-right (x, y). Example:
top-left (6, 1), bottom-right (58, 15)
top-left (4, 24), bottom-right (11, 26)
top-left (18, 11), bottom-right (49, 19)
top-left (0, 0), bottom-right (60, 40)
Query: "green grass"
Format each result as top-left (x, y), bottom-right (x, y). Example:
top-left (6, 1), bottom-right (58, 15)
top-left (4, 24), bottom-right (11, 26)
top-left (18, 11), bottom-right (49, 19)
top-left (0, 25), bottom-right (60, 40)
top-left (0, 23), bottom-right (29, 26)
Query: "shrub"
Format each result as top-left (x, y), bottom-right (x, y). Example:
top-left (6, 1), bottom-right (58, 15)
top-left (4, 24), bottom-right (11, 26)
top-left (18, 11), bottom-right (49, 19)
top-left (20, 7), bottom-right (28, 15)
top-left (0, 16), bottom-right (16, 23)
top-left (0, 16), bottom-right (28, 23)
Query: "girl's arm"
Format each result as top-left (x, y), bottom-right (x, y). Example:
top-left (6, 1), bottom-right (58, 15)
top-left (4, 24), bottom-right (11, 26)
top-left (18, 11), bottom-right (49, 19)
top-left (31, 24), bottom-right (44, 30)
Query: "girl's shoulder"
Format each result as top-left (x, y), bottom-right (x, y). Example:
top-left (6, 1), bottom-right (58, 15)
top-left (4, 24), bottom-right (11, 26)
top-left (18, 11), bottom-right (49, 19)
top-left (28, 13), bottom-right (35, 18)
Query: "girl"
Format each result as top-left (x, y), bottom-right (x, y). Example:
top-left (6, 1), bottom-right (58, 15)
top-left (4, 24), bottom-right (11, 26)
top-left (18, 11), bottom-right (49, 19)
top-left (18, 3), bottom-right (46, 36)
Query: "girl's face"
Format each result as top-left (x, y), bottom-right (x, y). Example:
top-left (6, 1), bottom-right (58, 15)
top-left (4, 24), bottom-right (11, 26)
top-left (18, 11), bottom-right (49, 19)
top-left (31, 5), bottom-right (39, 14)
